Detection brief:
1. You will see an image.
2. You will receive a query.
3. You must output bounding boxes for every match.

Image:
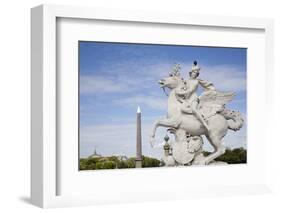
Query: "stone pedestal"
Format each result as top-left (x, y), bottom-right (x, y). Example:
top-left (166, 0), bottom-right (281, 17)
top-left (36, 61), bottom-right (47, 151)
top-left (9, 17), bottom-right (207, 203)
top-left (135, 159), bottom-right (142, 168)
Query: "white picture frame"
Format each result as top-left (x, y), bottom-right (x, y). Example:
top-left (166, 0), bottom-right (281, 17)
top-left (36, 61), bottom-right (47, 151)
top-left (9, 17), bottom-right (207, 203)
top-left (31, 4), bottom-right (274, 208)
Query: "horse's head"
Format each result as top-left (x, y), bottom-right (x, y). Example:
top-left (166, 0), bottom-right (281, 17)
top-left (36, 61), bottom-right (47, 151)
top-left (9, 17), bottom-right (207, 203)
top-left (158, 73), bottom-right (183, 89)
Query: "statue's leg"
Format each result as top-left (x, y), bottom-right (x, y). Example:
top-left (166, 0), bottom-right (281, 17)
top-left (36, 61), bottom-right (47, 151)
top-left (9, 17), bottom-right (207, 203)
top-left (150, 117), bottom-right (181, 147)
top-left (203, 135), bottom-right (226, 165)
top-left (191, 102), bottom-right (210, 132)
top-left (151, 117), bottom-right (181, 138)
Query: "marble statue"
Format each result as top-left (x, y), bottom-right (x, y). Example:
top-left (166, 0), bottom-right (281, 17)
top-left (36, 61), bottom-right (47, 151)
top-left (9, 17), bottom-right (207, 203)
top-left (150, 61), bottom-right (244, 166)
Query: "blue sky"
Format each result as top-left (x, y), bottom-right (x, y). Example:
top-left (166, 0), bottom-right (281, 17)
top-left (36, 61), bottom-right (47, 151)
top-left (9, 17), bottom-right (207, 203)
top-left (79, 41), bottom-right (247, 159)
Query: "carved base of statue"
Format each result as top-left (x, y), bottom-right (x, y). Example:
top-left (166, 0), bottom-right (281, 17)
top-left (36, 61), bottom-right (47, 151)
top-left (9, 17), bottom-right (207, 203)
top-left (161, 129), bottom-right (228, 166)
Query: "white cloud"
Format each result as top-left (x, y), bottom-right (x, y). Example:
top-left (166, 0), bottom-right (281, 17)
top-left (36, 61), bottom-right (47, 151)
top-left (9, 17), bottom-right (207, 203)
top-left (80, 64), bottom-right (169, 95)
top-left (80, 76), bottom-right (127, 94)
top-left (156, 63), bottom-right (247, 94)
top-left (80, 121), bottom-right (167, 159)
top-left (80, 62), bottom-right (246, 97)
top-left (201, 65), bottom-right (246, 92)
top-left (164, 62), bottom-right (246, 92)
top-left (113, 95), bottom-right (167, 111)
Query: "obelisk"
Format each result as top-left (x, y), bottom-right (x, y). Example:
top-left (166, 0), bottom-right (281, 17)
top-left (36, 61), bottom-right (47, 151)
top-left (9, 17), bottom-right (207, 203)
top-left (135, 106), bottom-right (142, 168)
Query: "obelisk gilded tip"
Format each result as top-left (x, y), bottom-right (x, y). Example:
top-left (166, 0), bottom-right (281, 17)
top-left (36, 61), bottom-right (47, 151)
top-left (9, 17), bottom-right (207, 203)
top-left (137, 106), bottom-right (141, 113)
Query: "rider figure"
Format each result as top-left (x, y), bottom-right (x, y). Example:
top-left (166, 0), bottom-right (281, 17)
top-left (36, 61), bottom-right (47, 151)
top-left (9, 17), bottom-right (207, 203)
top-left (175, 61), bottom-right (213, 132)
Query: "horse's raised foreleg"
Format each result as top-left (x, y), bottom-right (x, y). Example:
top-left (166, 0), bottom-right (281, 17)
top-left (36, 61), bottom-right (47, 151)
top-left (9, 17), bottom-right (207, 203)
top-left (150, 117), bottom-right (181, 147)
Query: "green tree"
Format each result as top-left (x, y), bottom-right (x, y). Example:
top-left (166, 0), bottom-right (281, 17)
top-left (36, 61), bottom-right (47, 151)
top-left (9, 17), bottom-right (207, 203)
top-left (142, 156), bottom-right (160, 167)
top-left (127, 158), bottom-right (136, 168)
top-left (95, 162), bottom-right (104, 170)
top-left (79, 155), bottom-right (162, 170)
top-left (117, 160), bottom-right (128, 169)
top-left (79, 158), bottom-right (88, 170)
top-left (203, 147), bottom-right (247, 164)
top-left (103, 161), bottom-right (116, 169)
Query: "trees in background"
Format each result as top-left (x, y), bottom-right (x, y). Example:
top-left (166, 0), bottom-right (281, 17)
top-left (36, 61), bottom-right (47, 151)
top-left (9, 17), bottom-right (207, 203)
top-left (80, 155), bottom-right (160, 170)
top-left (80, 147), bottom-right (247, 170)
top-left (203, 147), bottom-right (247, 164)
top-left (142, 156), bottom-right (161, 168)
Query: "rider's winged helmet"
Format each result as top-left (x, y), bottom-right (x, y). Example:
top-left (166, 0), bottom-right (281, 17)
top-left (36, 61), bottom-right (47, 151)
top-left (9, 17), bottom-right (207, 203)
top-left (189, 61), bottom-right (201, 77)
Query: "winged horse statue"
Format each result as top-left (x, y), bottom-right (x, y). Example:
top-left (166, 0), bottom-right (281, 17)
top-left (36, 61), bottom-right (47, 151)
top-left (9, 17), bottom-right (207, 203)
top-left (150, 62), bottom-right (244, 165)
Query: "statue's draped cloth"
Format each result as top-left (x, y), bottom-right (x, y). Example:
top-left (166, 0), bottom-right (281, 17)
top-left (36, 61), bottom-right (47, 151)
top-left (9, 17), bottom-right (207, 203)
top-left (198, 79), bottom-right (215, 91)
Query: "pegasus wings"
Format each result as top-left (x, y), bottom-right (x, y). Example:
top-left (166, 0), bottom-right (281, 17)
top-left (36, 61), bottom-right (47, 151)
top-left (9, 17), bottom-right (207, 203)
top-left (199, 90), bottom-right (235, 107)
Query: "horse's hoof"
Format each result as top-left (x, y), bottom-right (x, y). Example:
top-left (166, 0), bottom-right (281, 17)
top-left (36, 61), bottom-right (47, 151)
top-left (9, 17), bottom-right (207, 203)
top-left (192, 161), bottom-right (203, 165)
top-left (192, 159), bottom-right (208, 166)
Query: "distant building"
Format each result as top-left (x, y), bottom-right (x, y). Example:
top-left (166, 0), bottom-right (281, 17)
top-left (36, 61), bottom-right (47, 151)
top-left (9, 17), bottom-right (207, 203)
top-left (88, 149), bottom-right (128, 161)
top-left (88, 149), bottom-right (102, 158)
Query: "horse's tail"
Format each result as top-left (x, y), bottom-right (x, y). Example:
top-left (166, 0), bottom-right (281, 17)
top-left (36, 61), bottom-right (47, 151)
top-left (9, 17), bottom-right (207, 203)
top-left (220, 109), bottom-right (244, 131)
